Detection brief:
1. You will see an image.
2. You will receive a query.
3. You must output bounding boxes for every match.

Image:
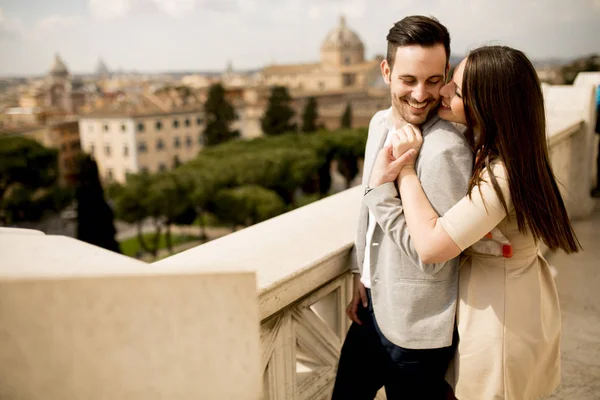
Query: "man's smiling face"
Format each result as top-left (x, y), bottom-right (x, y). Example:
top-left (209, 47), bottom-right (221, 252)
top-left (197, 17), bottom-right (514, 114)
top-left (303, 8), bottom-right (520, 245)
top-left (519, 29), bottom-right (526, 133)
top-left (381, 43), bottom-right (448, 125)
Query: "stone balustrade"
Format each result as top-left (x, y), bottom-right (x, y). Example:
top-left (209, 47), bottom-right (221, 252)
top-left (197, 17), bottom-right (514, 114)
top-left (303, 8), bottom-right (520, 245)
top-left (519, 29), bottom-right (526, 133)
top-left (153, 187), bottom-right (363, 399)
top-left (0, 74), bottom-right (598, 400)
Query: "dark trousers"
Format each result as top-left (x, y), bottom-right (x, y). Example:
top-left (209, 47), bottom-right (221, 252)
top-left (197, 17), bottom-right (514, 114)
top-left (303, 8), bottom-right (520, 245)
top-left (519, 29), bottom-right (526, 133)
top-left (332, 291), bottom-right (456, 400)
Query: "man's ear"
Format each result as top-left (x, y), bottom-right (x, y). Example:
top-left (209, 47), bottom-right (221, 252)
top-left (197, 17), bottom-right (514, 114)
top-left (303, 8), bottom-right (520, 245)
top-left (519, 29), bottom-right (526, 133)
top-left (380, 59), bottom-right (391, 85)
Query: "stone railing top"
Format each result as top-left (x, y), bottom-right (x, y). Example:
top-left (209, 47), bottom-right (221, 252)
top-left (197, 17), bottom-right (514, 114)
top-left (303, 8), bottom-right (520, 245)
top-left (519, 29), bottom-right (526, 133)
top-left (0, 227), bottom-right (45, 236)
top-left (154, 187), bottom-right (362, 319)
top-left (547, 118), bottom-right (584, 146)
top-left (0, 232), bottom-right (148, 280)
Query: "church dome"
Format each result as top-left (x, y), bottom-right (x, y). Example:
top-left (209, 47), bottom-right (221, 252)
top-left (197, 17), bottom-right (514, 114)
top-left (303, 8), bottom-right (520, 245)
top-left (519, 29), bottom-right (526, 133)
top-left (321, 16), bottom-right (364, 52)
top-left (50, 53), bottom-right (69, 78)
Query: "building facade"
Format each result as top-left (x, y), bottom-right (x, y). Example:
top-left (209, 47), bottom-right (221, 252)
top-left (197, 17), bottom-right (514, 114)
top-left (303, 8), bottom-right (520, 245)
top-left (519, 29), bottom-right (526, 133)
top-left (259, 16), bottom-right (382, 94)
top-left (230, 16), bottom-right (389, 137)
top-left (79, 110), bottom-right (205, 183)
top-left (19, 54), bottom-right (86, 114)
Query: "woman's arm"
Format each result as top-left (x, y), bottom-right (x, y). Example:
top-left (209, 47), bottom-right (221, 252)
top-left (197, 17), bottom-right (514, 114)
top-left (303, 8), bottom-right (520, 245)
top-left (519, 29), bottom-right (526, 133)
top-left (397, 166), bottom-right (461, 264)
top-left (397, 161), bottom-right (512, 264)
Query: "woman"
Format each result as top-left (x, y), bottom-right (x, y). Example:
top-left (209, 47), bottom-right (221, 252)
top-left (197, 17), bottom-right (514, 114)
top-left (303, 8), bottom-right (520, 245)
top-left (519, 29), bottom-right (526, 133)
top-left (372, 46), bottom-right (581, 399)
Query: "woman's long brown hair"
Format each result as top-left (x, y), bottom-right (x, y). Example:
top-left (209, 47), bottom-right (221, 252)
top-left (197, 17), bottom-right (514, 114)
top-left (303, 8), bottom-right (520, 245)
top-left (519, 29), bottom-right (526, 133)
top-left (462, 46), bottom-right (580, 253)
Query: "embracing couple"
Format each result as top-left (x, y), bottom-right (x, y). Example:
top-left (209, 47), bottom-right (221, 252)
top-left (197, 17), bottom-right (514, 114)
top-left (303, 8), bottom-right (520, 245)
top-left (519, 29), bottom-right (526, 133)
top-left (331, 15), bottom-right (580, 400)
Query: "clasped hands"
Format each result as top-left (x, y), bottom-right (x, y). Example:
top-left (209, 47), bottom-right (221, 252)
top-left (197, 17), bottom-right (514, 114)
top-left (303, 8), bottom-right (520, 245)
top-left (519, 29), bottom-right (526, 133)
top-left (368, 124), bottom-right (423, 188)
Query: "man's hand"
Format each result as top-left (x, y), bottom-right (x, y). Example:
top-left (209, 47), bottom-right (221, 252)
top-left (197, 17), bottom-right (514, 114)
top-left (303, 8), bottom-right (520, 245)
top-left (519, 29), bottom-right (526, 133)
top-left (391, 124), bottom-right (423, 167)
top-left (346, 273), bottom-right (368, 325)
top-left (368, 145), bottom-right (417, 188)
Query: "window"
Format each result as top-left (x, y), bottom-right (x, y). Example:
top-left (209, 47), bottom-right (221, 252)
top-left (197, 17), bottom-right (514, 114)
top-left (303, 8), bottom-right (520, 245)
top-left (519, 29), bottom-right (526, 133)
top-left (90, 144), bottom-right (95, 155)
top-left (137, 123), bottom-right (145, 132)
top-left (123, 145), bottom-right (129, 157)
top-left (198, 134), bottom-right (204, 146)
top-left (318, 81), bottom-right (325, 90)
top-left (70, 142), bottom-right (80, 150)
top-left (343, 73), bottom-right (356, 87)
top-left (107, 168), bottom-right (114, 181)
top-left (104, 124), bottom-right (109, 132)
top-left (196, 117), bottom-right (203, 125)
top-left (105, 145), bottom-right (111, 156)
top-left (140, 166), bottom-right (149, 174)
top-left (156, 139), bottom-right (165, 151)
top-left (185, 136), bottom-right (192, 148)
top-left (61, 143), bottom-right (67, 151)
top-left (344, 55), bottom-right (351, 65)
top-left (156, 121), bottom-right (162, 130)
top-left (158, 163), bottom-right (167, 172)
top-left (174, 137), bottom-right (181, 148)
top-left (121, 124), bottom-right (127, 132)
top-left (173, 119), bottom-right (179, 128)
top-left (138, 142), bottom-right (147, 153)
top-left (185, 118), bottom-right (191, 127)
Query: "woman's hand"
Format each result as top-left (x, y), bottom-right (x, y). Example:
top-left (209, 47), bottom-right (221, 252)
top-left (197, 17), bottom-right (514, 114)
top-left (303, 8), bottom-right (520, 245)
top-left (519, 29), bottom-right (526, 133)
top-left (368, 145), bottom-right (417, 188)
top-left (392, 124), bottom-right (423, 167)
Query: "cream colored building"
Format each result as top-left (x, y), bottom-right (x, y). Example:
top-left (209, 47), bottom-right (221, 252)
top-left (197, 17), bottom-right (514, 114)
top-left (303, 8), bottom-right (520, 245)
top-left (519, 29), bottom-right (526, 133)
top-left (260, 16), bottom-right (382, 94)
top-left (233, 16), bottom-right (389, 137)
top-left (19, 54), bottom-right (86, 114)
top-left (79, 95), bottom-right (205, 183)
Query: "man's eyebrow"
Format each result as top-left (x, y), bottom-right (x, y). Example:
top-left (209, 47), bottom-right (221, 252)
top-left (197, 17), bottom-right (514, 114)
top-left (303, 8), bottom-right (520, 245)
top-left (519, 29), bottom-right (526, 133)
top-left (397, 74), bottom-right (445, 80)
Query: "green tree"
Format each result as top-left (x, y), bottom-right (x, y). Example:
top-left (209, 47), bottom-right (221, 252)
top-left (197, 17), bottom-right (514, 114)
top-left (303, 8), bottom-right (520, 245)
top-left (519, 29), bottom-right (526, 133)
top-left (334, 129), bottom-right (367, 188)
top-left (341, 103), bottom-right (353, 129)
top-left (149, 171), bottom-right (197, 254)
top-left (75, 155), bottom-right (121, 253)
top-left (0, 136), bottom-right (60, 224)
top-left (261, 86), bottom-right (296, 135)
top-left (212, 185), bottom-right (286, 231)
top-left (174, 166), bottom-right (217, 241)
top-left (112, 172), bottom-right (160, 257)
top-left (203, 83), bottom-right (238, 146)
top-left (301, 97), bottom-right (318, 133)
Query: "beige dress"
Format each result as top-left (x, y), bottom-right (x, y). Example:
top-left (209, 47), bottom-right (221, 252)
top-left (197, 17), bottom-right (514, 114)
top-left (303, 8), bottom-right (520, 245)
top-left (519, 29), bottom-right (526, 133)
top-left (439, 162), bottom-right (561, 400)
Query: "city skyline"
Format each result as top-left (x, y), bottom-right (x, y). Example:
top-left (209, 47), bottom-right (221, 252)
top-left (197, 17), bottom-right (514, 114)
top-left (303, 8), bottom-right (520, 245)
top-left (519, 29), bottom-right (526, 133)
top-left (0, 0), bottom-right (599, 77)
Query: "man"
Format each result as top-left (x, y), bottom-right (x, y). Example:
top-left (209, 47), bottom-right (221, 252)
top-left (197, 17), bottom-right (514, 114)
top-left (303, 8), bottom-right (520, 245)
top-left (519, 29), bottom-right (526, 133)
top-left (332, 16), bottom-right (473, 399)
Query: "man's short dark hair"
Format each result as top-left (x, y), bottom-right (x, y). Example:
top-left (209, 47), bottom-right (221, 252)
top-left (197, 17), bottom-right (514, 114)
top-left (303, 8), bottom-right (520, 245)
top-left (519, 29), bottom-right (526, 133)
top-left (386, 16), bottom-right (451, 69)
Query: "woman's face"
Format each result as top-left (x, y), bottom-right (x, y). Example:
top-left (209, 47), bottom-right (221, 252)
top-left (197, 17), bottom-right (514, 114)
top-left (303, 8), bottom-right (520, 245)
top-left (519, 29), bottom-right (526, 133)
top-left (438, 58), bottom-right (467, 125)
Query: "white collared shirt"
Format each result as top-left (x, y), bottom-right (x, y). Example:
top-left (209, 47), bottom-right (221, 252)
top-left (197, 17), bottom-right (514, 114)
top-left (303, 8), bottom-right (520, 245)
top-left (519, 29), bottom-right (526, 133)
top-left (361, 108), bottom-right (400, 288)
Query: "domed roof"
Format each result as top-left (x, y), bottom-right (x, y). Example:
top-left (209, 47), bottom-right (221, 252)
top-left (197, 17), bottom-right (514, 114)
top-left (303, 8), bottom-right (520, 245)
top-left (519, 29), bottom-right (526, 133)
top-left (321, 16), bottom-right (364, 52)
top-left (50, 53), bottom-right (69, 77)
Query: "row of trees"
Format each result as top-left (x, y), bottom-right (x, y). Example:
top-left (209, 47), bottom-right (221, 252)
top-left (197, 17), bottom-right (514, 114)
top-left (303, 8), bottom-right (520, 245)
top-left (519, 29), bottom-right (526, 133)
top-left (108, 128), bottom-right (367, 258)
top-left (205, 83), bottom-right (354, 145)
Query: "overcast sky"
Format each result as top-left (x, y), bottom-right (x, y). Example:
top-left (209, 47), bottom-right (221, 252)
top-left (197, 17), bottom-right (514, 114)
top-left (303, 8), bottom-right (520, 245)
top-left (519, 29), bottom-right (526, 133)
top-left (0, 0), bottom-right (599, 77)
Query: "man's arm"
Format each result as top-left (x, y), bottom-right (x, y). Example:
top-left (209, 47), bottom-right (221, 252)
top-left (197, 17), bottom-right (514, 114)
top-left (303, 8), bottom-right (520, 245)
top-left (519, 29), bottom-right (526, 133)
top-left (363, 144), bottom-right (472, 276)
